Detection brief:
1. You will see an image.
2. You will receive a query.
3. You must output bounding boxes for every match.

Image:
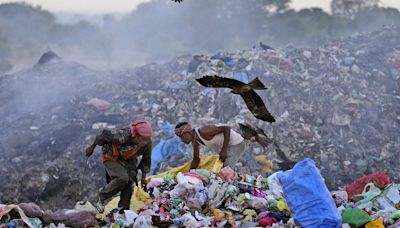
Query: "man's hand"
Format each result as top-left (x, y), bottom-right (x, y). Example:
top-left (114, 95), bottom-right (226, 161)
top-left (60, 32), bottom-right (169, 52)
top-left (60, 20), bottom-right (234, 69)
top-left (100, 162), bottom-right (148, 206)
top-left (190, 157), bottom-right (200, 169)
top-left (219, 149), bottom-right (227, 163)
top-left (141, 177), bottom-right (147, 189)
top-left (85, 144), bottom-right (95, 157)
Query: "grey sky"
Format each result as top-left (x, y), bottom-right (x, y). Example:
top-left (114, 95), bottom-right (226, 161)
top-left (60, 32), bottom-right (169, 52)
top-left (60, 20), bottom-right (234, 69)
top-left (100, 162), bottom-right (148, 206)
top-left (0, 0), bottom-right (399, 14)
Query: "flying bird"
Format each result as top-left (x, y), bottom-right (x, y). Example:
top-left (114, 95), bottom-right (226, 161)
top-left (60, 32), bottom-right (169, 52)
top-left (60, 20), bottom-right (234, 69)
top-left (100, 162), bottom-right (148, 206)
top-left (239, 122), bottom-right (272, 147)
top-left (196, 75), bottom-right (275, 122)
top-left (172, 0), bottom-right (183, 2)
top-left (239, 122), bottom-right (296, 170)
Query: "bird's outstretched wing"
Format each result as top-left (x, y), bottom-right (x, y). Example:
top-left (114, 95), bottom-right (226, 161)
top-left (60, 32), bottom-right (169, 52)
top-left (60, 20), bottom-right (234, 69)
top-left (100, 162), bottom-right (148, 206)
top-left (240, 90), bottom-right (275, 122)
top-left (196, 75), bottom-right (244, 90)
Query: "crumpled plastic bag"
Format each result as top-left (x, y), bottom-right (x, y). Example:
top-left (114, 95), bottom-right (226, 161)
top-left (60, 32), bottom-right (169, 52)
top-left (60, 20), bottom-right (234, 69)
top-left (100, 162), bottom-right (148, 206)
top-left (186, 188), bottom-right (209, 211)
top-left (218, 167), bottom-right (238, 182)
top-left (342, 208), bottom-right (371, 227)
top-left (18, 203), bottom-right (43, 218)
top-left (267, 171), bottom-right (284, 199)
top-left (49, 209), bottom-right (96, 228)
top-left (246, 195), bottom-right (268, 210)
top-left (365, 218), bottom-right (384, 228)
top-left (86, 98), bottom-right (112, 110)
top-left (209, 182), bottom-right (229, 210)
top-left (146, 178), bottom-right (164, 188)
top-left (133, 214), bottom-right (152, 228)
top-left (176, 172), bottom-right (203, 185)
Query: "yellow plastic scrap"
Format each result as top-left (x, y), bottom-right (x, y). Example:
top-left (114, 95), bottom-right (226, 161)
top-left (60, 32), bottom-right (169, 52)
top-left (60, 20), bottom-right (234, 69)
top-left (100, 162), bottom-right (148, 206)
top-left (99, 155), bottom-right (223, 217)
top-left (242, 209), bottom-right (257, 222)
top-left (213, 209), bottom-right (225, 220)
top-left (146, 155), bottom-right (223, 180)
top-left (255, 155), bottom-right (273, 174)
top-left (277, 199), bottom-right (290, 212)
top-left (365, 218), bottom-right (384, 228)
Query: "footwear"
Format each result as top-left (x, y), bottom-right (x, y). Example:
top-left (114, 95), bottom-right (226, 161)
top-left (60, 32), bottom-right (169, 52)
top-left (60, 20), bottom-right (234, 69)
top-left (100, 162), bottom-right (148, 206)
top-left (118, 207), bottom-right (129, 214)
top-left (94, 199), bottom-right (105, 213)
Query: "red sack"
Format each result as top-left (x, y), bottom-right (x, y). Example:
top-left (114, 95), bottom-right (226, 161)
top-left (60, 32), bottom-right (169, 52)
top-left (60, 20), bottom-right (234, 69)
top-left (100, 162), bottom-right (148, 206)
top-left (345, 172), bottom-right (391, 199)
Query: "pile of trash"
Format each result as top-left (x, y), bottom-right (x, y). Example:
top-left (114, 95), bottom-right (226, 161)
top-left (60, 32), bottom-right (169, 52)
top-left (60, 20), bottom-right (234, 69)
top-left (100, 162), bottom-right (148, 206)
top-left (0, 24), bottom-right (399, 209)
top-left (2, 157), bottom-right (399, 227)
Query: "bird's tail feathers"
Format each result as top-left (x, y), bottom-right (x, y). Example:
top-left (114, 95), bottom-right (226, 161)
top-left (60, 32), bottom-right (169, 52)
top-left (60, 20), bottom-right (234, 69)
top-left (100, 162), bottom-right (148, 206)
top-left (248, 77), bottom-right (267, 90)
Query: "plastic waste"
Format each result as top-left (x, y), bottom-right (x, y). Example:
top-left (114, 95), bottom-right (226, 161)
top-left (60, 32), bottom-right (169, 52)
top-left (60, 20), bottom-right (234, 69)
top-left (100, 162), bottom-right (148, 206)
top-left (218, 167), bottom-right (238, 182)
top-left (332, 190), bottom-right (348, 206)
top-left (29, 218), bottom-right (42, 228)
top-left (354, 183), bottom-right (382, 207)
top-left (374, 184), bottom-right (400, 212)
top-left (365, 218), bottom-right (384, 228)
top-left (225, 185), bottom-right (239, 196)
top-left (390, 210), bottom-right (400, 224)
top-left (86, 98), bottom-right (112, 110)
top-left (259, 217), bottom-right (277, 227)
top-left (18, 203), bottom-right (43, 218)
top-left (277, 158), bottom-right (342, 228)
top-left (345, 172), bottom-right (391, 199)
top-left (341, 208), bottom-right (371, 227)
top-left (268, 171), bottom-right (284, 199)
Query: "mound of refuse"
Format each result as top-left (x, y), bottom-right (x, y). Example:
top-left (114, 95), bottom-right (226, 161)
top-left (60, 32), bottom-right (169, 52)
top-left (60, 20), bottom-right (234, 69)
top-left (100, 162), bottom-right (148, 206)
top-left (0, 24), bottom-right (399, 210)
top-left (1, 157), bottom-right (399, 227)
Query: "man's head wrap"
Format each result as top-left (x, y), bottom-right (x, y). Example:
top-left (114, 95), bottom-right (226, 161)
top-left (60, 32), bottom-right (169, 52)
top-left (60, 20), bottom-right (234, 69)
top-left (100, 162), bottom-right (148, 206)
top-left (130, 120), bottom-right (153, 137)
top-left (174, 123), bottom-right (193, 137)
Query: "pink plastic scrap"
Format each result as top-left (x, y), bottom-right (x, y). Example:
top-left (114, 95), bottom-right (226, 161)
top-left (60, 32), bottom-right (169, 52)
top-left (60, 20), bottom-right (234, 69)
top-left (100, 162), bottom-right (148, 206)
top-left (218, 167), bottom-right (238, 183)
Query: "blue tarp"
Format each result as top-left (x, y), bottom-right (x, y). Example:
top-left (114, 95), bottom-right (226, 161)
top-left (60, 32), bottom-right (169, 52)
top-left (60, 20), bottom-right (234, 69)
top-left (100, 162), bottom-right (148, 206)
top-left (150, 123), bottom-right (187, 175)
top-left (277, 158), bottom-right (342, 228)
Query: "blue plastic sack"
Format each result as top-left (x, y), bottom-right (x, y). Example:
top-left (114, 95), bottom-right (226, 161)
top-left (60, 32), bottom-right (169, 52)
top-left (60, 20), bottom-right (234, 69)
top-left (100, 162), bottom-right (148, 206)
top-left (277, 158), bottom-right (342, 228)
top-left (150, 123), bottom-right (187, 174)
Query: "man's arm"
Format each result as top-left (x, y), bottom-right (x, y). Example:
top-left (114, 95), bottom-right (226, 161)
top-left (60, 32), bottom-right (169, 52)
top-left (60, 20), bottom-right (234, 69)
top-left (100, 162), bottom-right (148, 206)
top-left (191, 139), bottom-right (200, 169)
top-left (138, 140), bottom-right (152, 176)
top-left (219, 126), bottom-right (231, 162)
top-left (85, 129), bottom-right (123, 156)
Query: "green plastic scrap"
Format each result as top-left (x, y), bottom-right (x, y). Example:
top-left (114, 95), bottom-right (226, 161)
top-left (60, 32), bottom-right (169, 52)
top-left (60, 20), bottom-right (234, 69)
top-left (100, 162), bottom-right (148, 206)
top-left (342, 208), bottom-right (371, 228)
top-left (171, 198), bottom-right (183, 206)
top-left (163, 174), bottom-right (174, 183)
top-left (29, 218), bottom-right (42, 228)
top-left (243, 209), bottom-right (257, 216)
top-left (112, 220), bottom-right (124, 228)
top-left (390, 210), bottom-right (400, 223)
top-left (263, 177), bottom-right (269, 186)
top-left (225, 185), bottom-right (239, 196)
top-left (170, 209), bottom-right (180, 216)
top-left (1, 214), bottom-right (10, 223)
top-left (239, 193), bottom-right (251, 201)
top-left (105, 104), bottom-right (123, 115)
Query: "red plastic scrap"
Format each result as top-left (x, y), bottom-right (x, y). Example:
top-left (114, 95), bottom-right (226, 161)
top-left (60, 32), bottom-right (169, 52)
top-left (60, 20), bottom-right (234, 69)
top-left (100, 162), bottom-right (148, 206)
top-left (345, 172), bottom-right (391, 198)
top-left (386, 60), bottom-right (400, 68)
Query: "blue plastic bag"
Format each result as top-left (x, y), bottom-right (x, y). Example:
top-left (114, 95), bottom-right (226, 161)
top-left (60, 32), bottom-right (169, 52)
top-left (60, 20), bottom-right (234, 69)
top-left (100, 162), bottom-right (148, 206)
top-left (150, 123), bottom-right (187, 174)
top-left (277, 158), bottom-right (342, 228)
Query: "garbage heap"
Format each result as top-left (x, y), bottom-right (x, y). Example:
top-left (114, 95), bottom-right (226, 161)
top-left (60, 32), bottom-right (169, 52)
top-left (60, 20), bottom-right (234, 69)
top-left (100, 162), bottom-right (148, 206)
top-left (0, 24), bottom-right (399, 209)
top-left (1, 158), bottom-right (399, 227)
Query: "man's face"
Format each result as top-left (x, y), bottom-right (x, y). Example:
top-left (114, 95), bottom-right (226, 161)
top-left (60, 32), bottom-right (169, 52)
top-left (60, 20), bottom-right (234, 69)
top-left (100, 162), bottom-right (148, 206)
top-left (180, 132), bottom-right (192, 144)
